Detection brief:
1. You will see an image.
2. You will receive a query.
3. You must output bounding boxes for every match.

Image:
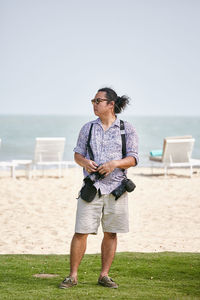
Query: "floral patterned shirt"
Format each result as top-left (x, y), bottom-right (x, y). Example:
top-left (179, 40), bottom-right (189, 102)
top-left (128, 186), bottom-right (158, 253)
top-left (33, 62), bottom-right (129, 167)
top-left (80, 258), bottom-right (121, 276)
top-left (74, 117), bottom-right (139, 194)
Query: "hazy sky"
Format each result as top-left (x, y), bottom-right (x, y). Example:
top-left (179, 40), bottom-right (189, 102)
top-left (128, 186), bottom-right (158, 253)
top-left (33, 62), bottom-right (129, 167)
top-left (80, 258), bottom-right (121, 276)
top-left (1, 0), bottom-right (200, 116)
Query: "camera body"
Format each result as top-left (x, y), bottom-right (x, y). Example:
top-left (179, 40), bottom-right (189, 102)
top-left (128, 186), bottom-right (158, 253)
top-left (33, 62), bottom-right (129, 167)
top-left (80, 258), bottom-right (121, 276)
top-left (88, 164), bottom-right (105, 182)
top-left (111, 178), bottom-right (136, 200)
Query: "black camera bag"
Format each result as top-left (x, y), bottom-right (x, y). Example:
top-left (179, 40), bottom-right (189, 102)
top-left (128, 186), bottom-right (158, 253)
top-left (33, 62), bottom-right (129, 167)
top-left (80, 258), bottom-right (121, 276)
top-left (80, 176), bottom-right (97, 202)
top-left (79, 123), bottom-right (97, 202)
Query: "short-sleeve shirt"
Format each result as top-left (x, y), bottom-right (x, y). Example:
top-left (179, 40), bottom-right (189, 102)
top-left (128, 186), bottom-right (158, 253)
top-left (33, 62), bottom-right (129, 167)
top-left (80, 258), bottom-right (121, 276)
top-left (73, 117), bottom-right (139, 194)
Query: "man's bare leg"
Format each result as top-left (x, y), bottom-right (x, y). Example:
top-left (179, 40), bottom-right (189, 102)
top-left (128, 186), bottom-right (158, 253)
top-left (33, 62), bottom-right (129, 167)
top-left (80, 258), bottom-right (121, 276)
top-left (99, 232), bottom-right (117, 278)
top-left (69, 233), bottom-right (88, 281)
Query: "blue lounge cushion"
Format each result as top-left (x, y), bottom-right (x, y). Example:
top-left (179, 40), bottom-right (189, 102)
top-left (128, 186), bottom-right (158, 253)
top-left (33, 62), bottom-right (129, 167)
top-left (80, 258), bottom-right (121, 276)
top-left (150, 149), bottom-right (163, 157)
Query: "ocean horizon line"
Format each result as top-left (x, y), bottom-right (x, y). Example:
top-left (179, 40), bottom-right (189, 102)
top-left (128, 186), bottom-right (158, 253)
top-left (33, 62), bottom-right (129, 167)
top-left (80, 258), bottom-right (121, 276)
top-left (0, 114), bottom-right (200, 118)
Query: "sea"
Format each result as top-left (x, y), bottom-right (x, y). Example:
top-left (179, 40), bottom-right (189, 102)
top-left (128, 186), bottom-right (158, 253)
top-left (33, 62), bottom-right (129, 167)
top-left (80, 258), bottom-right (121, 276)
top-left (0, 115), bottom-right (200, 167)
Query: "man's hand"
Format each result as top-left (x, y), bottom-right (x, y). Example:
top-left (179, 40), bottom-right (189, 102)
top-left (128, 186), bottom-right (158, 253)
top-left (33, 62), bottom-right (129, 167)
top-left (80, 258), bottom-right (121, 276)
top-left (74, 153), bottom-right (98, 173)
top-left (97, 160), bottom-right (117, 177)
top-left (84, 160), bottom-right (98, 173)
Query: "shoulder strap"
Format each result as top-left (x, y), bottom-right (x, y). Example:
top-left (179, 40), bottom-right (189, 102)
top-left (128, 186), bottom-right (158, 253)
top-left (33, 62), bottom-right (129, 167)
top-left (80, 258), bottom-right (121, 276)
top-left (120, 120), bottom-right (126, 158)
top-left (87, 123), bottom-right (94, 161)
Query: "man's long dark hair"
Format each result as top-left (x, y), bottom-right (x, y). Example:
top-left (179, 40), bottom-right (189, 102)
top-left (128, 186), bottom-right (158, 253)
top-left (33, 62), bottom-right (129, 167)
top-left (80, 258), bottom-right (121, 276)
top-left (98, 87), bottom-right (130, 114)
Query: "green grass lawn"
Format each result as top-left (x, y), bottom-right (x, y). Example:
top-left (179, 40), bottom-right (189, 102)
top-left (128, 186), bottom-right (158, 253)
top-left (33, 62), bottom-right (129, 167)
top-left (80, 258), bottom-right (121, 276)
top-left (0, 252), bottom-right (199, 300)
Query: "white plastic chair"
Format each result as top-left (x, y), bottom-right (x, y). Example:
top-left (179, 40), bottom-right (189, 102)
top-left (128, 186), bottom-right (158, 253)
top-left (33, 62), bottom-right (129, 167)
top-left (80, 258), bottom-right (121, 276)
top-left (33, 137), bottom-right (66, 177)
top-left (0, 138), bottom-right (17, 178)
top-left (14, 137), bottom-right (76, 178)
top-left (149, 136), bottom-right (200, 177)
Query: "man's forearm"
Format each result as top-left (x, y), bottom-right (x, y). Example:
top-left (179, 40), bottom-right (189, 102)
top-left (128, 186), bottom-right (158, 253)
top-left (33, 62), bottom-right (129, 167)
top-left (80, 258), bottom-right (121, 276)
top-left (74, 152), bottom-right (98, 173)
top-left (114, 156), bottom-right (136, 169)
top-left (74, 153), bottom-right (88, 168)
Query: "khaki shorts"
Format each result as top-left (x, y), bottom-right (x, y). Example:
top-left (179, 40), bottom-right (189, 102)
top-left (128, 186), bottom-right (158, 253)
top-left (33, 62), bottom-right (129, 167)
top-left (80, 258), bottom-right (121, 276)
top-left (75, 192), bottom-right (129, 234)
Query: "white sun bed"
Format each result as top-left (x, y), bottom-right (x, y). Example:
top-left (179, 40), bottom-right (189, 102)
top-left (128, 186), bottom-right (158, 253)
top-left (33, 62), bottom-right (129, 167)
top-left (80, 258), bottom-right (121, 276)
top-left (13, 137), bottom-right (76, 178)
top-left (0, 138), bottom-right (18, 178)
top-left (149, 136), bottom-right (200, 177)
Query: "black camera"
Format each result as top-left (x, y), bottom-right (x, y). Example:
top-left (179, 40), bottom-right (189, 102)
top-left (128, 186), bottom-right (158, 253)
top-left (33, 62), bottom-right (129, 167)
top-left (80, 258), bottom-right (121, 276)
top-left (80, 165), bottom-right (105, 202)
top-left (89, 164), bottom-right (105, 181)
top-left (111, 178), bottom-right (136, 200)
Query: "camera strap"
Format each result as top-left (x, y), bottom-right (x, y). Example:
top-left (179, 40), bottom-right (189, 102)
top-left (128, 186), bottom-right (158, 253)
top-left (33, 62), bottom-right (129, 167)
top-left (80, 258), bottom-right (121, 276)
top-left (87, 123), bottom-right (94, 161)
top-left (86, 120), bottom-right (126, 161)
top-left (120, 120), bottom-right (127, 174)
top-left (120, 120), bottom-right (126, 159)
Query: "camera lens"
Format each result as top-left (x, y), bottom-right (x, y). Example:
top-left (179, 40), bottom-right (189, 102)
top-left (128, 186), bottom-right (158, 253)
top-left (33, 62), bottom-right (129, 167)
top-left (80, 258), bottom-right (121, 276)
top-left (123, 179), bottom-right (136, 192)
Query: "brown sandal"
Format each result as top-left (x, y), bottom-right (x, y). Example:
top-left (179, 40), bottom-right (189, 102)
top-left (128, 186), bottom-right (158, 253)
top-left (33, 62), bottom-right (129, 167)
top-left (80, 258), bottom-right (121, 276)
top-left (98, 276), bottom-right (118, 288)
top-left (59, 276), bottom-right (77, 289)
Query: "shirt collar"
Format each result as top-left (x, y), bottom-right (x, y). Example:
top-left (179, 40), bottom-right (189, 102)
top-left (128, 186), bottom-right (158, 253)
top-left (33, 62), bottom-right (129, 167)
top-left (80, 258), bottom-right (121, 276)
top-left (93, 117), bottom-right (120, 128)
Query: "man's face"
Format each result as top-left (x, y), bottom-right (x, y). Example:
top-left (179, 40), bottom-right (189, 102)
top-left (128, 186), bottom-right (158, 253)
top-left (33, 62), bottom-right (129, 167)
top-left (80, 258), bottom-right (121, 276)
top-left (92, 91), bottom-right (114, 116)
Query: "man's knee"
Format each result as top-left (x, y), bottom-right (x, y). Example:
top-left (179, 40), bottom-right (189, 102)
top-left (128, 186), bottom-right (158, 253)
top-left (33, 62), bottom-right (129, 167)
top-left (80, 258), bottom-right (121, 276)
top-left (104, 232), bottom-right (117, 240)
top-left (74, 233), bottom-right (88, 240)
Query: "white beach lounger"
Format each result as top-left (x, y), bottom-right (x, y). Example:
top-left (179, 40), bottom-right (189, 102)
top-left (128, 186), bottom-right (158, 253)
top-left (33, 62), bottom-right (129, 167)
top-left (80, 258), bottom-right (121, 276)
top-left (149, 136), bottom-right (200, 177)
top-left (0, 138), bottom-right (18, 178)
top-left (13, 137), bottom-right (76, 178)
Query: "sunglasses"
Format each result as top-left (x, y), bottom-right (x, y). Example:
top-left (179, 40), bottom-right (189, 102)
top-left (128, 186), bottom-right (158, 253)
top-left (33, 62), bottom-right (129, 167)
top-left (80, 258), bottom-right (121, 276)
top-left (91, 98), bottom-right (108, 105)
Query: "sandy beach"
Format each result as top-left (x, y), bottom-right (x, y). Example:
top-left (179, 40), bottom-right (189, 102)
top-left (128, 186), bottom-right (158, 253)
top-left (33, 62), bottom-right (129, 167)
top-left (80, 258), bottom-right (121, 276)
top-left (0, 167), bottom-right (200, 254)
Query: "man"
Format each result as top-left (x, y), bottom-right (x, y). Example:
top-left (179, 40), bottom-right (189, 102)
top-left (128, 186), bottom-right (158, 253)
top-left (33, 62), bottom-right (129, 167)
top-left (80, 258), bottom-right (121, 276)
top-left (60, 87), bottom-right (138, 289)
